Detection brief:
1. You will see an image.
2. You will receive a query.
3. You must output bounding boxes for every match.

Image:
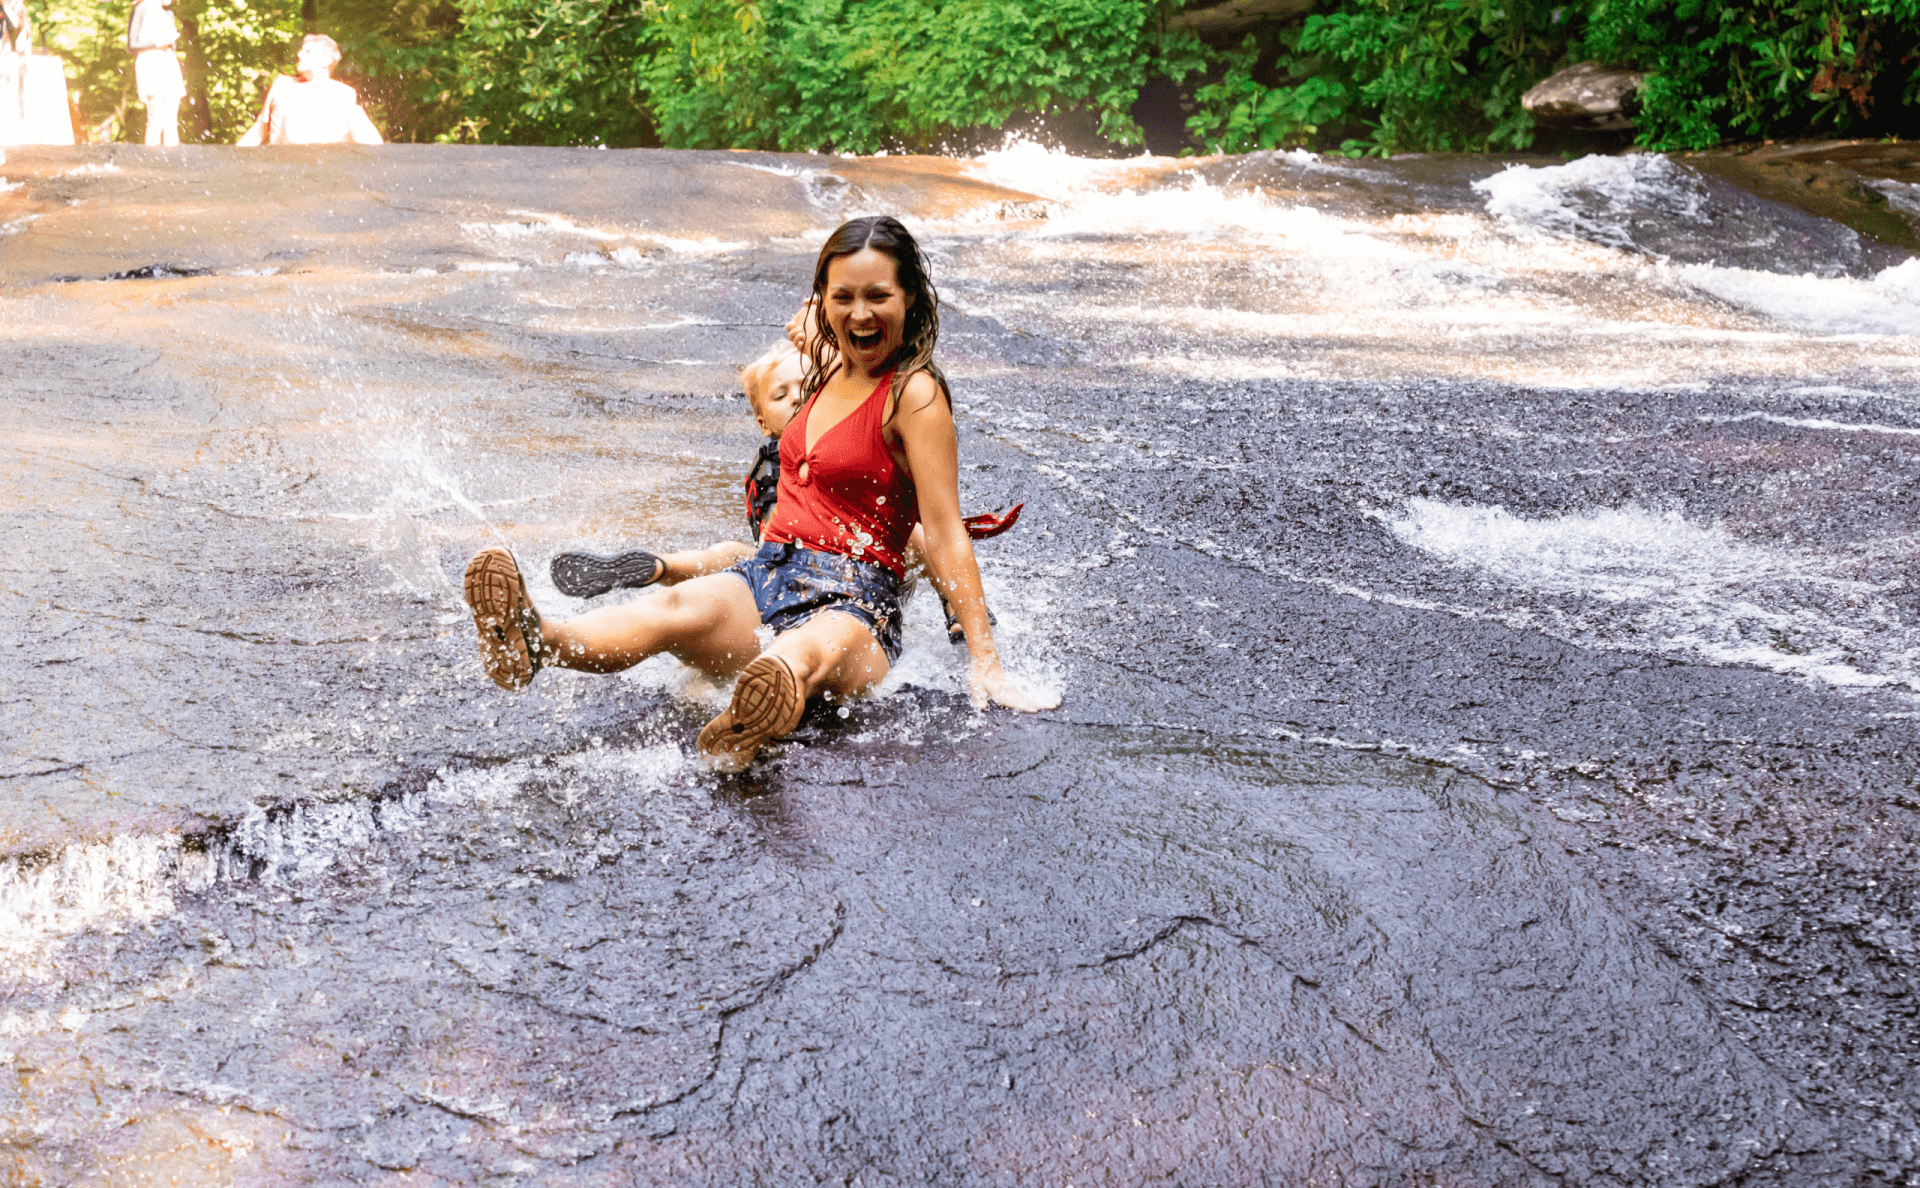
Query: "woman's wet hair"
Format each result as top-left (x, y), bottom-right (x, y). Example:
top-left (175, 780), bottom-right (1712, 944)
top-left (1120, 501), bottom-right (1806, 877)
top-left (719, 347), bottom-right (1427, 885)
top-left (803, 215), bottom-right (949, 410)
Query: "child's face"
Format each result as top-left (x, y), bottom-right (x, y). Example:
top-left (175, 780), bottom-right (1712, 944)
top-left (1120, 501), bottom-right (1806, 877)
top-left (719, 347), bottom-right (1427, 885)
top-left (752, 352), bottom-right (807, 436)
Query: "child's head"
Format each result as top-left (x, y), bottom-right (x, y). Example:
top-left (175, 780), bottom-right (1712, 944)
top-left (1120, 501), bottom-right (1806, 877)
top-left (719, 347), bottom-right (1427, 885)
top-left (741, 341), bottom-right (807, 437)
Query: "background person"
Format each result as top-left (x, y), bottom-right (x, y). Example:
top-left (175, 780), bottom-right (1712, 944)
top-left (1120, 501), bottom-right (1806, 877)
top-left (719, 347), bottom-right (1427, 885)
top-left (126, 0), bottom-right (183, 145)
top-left (235, 33), bottom-right (381, 146)
top-left (0, 0), bottom-right (27, 145)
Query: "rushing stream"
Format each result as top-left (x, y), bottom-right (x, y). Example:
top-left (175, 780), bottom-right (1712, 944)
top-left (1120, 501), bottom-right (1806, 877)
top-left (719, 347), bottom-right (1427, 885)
top-left (2, 140), bottom-right (1918, 1184)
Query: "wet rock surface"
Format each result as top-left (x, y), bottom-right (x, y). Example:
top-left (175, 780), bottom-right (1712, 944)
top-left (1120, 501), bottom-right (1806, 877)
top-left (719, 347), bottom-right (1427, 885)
top-left (2, 146), bottom-right (1917, 1183)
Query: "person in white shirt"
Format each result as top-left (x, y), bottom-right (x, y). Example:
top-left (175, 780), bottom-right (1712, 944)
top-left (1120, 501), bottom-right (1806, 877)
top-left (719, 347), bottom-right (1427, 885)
top-left (127, 0), bottom-right (184, 145)
top-left (0, 0), bottom-right (29, 55)
top-left (235, 34), bottom-right (381, 147)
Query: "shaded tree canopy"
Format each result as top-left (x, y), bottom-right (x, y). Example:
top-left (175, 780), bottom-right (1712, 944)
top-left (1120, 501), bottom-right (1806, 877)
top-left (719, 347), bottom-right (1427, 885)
top-left (33, 0), bottom-right (1920, 152)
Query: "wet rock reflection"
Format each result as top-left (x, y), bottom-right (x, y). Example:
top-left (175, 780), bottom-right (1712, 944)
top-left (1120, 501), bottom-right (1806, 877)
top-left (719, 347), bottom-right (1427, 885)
top-left (0, 724), bottom-right (1803, 1182)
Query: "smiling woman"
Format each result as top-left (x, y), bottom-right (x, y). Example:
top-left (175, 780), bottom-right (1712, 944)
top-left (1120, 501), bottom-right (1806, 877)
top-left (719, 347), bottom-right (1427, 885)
top-left (462, 215), bottom-right (1058, 770)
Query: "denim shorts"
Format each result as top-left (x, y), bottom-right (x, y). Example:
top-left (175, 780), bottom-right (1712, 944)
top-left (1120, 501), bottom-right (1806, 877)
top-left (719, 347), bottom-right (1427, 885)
top-left (730, 541), bottom-right (904, 664)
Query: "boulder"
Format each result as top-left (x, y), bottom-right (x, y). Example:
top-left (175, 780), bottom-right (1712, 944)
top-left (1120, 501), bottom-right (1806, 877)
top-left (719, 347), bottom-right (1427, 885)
top-left (1522, 61), bottom-right (1644, 130)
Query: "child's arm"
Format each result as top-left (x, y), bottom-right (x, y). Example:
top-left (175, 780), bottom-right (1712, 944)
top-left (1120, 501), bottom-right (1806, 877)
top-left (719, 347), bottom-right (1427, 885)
top-left (652, 541), bottom-right (755, 585)
top-left (786, 297), bottom-right (839, 374)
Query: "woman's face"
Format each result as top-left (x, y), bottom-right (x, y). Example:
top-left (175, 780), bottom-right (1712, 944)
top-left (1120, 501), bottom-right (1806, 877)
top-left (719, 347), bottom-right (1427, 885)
top-left (823, 248), bottom-right (914, 375)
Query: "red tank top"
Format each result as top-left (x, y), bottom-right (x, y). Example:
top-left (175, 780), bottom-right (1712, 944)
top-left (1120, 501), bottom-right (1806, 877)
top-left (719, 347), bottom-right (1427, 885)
top-left (761, 370), bottom-right (918, 576)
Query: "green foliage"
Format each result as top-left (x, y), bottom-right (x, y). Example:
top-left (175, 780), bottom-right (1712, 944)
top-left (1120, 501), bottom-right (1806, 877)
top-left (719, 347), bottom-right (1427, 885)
top-left (1186, 0), bottom-right (1573, 156)
top-left (1184, 32), bottom-right (1350, 154)
top-left (1584, 0), bottom-right (1920, 148)
top-left (322, 0), bottom-right (464, 142)
top-left (1305, 0), bottom-right (1564, 151)
top-left (37, 0), bottom-right (454, 143)
top-left (1183, 0), bottom-right (1920, 155)
top-left (438, 0), bottom-right (655, 145)
top-left (182, 0), bottom-right (306, 140)
top-left (28, 0), bottom-right (1920, 152)
top-left (36, 0), bottom-right (137, 141)
top-left (641, 0), bottom-right (1187, 152)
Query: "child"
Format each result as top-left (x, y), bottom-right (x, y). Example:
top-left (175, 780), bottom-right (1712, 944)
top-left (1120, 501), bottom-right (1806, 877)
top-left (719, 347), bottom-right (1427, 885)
top-left (550, 337), bottom-right (1018, 642)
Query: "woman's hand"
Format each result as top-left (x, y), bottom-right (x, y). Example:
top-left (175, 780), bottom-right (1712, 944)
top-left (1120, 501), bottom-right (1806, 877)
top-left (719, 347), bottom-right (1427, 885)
top-left (970, 656), bottom-right (1060, 712)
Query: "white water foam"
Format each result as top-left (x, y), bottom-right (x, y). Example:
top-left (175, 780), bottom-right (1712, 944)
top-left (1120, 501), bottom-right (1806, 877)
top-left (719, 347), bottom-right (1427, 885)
top-left (1703, 410), bottom-right (1920, 438)
top-left (936, 142), bottom-right (1920, 380)
top-left (0, 836), bottom-right (218, 978)
top-left (463, 215), bottom-right (749, 263)
top-left (963, 137), bottom-right (1154, 201)
top-left (965, 143), bottom-right (1339, 244)
top-left (1674, 260), bottom-right (1920, 337)
top-left (1475, 154), bottom-right (1709, 251)
top-left (0, 746), bottom-right (692, 981)
top-left (875, 562), bottom-right (1065, 712)
top-left (1387, 499), bottom-right (1918, 689)
top-left (1474, 154), bottom-right (1920, 338)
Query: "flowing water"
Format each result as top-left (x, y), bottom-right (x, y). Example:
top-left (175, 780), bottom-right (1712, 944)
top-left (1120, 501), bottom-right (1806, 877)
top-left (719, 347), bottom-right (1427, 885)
top-left (1, 141), bottom-right (1918, 1185)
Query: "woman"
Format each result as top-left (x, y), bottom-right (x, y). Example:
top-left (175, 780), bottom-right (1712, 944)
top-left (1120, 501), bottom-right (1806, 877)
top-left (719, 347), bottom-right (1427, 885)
top-left (463, 216), bottom-right (1056, 769)
top-left (0, 0), bottom-right (27, 147)
top-left (127, 0), bottom-right (185, 146)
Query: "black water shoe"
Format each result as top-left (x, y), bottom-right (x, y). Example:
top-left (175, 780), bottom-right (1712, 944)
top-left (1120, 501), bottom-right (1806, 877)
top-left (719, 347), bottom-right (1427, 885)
top-left (550, 549), bottom-right (664, 598)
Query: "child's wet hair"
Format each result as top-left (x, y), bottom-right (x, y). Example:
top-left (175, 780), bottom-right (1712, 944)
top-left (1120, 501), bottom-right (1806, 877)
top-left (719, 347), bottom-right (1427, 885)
top-left (739, 341), bottom-right (793, 417)
top-left (740, 340), bottom-right (807, 434)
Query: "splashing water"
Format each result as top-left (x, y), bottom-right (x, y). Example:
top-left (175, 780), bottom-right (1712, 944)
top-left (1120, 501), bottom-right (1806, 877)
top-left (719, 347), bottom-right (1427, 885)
top-left (1388, 499), bottom-right (1919, 689)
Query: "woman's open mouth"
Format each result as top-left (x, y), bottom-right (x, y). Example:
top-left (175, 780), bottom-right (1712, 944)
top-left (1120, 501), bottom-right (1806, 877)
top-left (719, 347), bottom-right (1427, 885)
top-left (848, 327), bottom-right (884, 351)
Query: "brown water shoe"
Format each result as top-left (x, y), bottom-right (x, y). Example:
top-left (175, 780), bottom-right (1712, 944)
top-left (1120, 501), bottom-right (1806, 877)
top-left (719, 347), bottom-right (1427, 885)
top-left (697, 654), bottom-right (805, 770)
top-left (464, 547), bottom-right (544, 690)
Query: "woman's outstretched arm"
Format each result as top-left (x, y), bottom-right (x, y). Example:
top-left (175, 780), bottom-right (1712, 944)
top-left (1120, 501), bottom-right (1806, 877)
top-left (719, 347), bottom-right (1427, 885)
top-left (894, 372), bottom-right (1058, 712)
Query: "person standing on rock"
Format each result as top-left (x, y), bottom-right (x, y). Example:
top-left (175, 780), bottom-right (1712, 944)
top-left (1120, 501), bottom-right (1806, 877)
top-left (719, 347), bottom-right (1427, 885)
top-left (462, 215), bottom-right (1057, 769)
top-left (0, 0), bottom-right (28, 54)
top-left (235, 34), bottom-right (381, 146)
top-left (127, 0), bottom-right (184, 146)
top-left (0, 0), bottom-right (28, 146)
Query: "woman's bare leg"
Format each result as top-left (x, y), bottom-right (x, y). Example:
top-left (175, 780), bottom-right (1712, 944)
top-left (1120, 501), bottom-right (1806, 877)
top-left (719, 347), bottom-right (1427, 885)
top-left (145, 95), bottom-right (181, 145)
top-left (764, 609), bottom-right (891, 700)
top-left (469, 549), bottom-right (765, 689)
top-left (542, 570), bottom-right (764, 678)
top-left (696, 609), bottom-right (889, 768)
